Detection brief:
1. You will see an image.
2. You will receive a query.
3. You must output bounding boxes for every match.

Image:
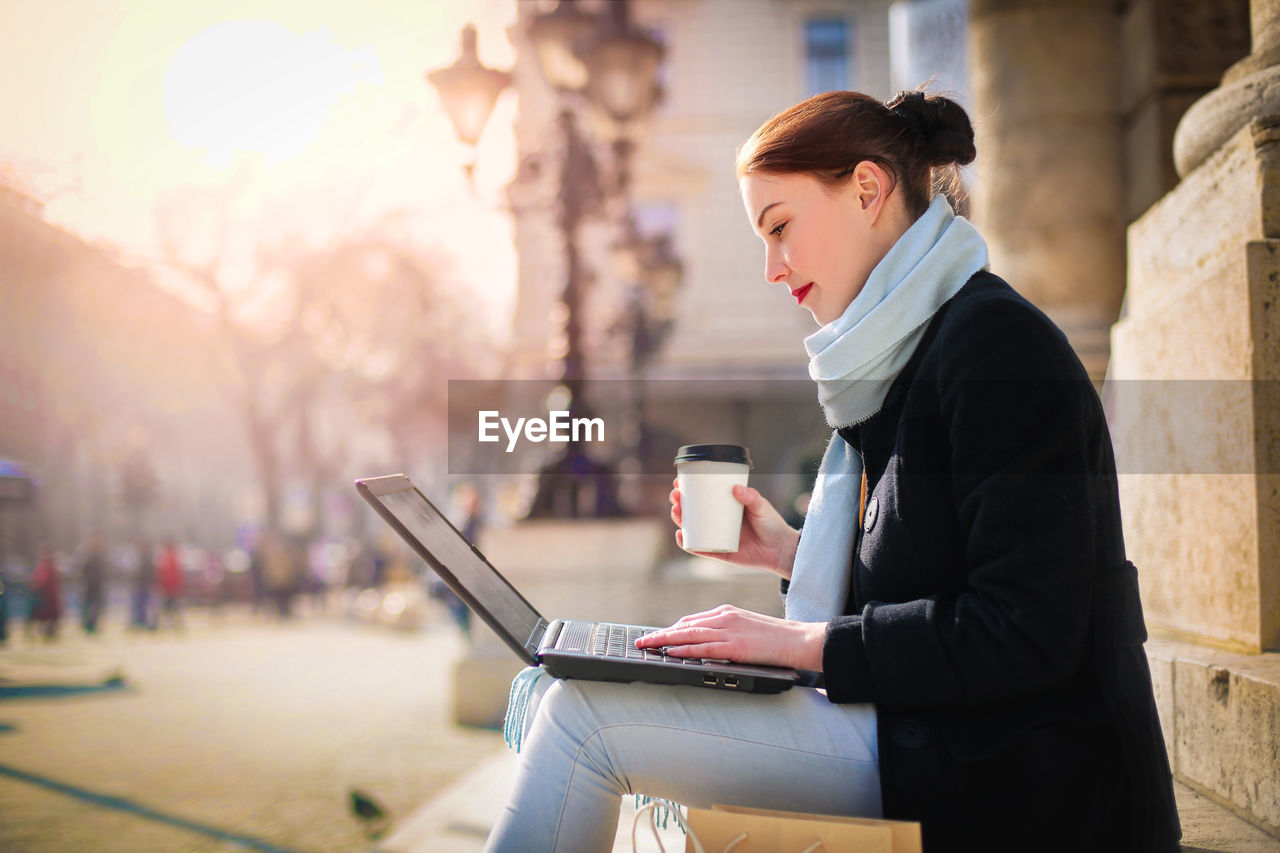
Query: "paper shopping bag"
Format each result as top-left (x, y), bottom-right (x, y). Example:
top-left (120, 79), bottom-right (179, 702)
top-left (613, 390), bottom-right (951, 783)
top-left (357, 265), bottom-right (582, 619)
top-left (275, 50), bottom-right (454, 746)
top-left (685, 804), bottom-right (921, 853)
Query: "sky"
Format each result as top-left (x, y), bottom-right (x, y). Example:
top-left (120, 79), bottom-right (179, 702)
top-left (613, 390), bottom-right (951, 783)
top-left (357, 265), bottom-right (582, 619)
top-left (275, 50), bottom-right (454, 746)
top-left (0, 0), bottom-right (520, 338)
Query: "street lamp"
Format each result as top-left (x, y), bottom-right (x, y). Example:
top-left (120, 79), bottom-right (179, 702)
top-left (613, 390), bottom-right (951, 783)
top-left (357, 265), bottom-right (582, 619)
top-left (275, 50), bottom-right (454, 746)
top-left (637, 232), bottom-right (682, 334)
top-left (525, 0), bottom-right (664, 198)
top-left (575, 1), bottom-right (664, 197)
top-left (426, 24), bottom-right (512, 183)
top-left (526, 0), bottom-right (597, 93)
top-left (581, 2), bottom-right (663, 128)
top-left (614, 222), bottom-right (683, 367)
top-left (428, 1), bottom-right (669, 518)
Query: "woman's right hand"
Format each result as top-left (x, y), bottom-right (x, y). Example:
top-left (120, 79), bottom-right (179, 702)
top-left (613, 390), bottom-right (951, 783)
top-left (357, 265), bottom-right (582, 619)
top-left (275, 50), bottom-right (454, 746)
top-left (670, 479), bottom-right (801, 580)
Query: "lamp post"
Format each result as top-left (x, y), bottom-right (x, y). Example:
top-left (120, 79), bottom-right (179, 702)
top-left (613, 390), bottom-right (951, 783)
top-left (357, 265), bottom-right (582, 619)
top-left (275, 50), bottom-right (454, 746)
top-left (429, 0), bottom-right (667, 518)
top-left (613, 219), bottom-right (682, 481)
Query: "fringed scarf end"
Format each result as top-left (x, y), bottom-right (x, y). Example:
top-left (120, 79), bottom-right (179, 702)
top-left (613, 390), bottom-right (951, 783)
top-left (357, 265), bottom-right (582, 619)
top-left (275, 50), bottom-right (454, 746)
top-left (503, 666), bottom-right (547, 753)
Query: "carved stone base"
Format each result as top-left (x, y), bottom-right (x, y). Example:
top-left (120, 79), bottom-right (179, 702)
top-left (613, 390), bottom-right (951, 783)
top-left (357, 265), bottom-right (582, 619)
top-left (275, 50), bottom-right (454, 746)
top-left (1174, 62), bottom-right (1280, 176)
top-left (1111, 119), bottom-right (1280, 653)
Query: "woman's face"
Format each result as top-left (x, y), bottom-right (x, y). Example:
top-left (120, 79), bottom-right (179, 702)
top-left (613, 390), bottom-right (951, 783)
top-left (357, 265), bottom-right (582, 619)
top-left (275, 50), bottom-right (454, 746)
top-left (739, 166), bottom-right (904, 326)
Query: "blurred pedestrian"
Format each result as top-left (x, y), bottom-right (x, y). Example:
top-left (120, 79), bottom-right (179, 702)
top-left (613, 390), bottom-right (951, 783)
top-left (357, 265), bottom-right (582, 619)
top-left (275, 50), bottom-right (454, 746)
top-left (305, 539), bottom-right (329, 616)
top-left (262, 532), bottom-right (298, 620)
top-left (0, 557), bottom-right (10, 645)
top-left (29, 541), bottom-right (61, 641)
top-left (129, 538), bottom-right (155, 631)
top-left (203, 549), bottom-right (229, 615)
top-left (371, 539), bottom-right (389, 588)
top-left (249, 536), bottom-right (266, 614)
top-left (79, 533), bottom-right (108, 635)
top-left (155, 540), bottom-right (184, 630)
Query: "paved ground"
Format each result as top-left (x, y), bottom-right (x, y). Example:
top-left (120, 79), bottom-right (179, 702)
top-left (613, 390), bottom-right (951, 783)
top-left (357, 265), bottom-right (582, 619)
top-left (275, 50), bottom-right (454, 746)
top-left (0, 603), bottom-right (504, 853)
top-left (3, 592), bottom-right (1276, 852)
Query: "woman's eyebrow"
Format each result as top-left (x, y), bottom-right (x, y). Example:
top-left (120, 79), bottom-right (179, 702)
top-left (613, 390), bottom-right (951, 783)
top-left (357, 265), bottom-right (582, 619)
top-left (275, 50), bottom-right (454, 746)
top-left (755, 201), bottom-right (783, 229)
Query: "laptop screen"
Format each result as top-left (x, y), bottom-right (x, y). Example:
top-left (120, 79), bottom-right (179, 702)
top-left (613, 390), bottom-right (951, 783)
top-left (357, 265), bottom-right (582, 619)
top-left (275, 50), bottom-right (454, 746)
top-left (371, 480), bottom-right (542, 654)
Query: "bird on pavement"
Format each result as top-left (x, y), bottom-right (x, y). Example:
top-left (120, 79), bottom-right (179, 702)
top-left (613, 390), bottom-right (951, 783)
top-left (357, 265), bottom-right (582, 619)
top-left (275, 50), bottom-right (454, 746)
top-left (349, 788), bottom-right (391, 839)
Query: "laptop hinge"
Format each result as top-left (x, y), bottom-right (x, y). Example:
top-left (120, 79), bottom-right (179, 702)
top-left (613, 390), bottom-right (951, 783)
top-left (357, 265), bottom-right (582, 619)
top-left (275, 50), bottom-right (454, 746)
top-left (528, 618), bottom-right (557, 653)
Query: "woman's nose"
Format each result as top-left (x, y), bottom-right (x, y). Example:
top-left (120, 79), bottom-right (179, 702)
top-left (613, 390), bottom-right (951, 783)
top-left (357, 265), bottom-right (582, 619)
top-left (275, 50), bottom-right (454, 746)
top-left (765, 250), bottom-right (789, 284)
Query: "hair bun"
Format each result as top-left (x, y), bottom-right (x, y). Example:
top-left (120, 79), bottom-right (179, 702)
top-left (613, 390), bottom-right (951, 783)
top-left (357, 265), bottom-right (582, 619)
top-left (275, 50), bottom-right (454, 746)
top-left (886, 90), bottom-right (976, 168)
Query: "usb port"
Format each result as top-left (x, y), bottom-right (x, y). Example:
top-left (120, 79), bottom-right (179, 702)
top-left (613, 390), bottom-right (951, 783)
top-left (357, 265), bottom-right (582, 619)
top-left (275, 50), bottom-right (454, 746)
top-left (703, 674), bottom-right (718, 686)
top-left (724, 677), bottom-right (740, 688)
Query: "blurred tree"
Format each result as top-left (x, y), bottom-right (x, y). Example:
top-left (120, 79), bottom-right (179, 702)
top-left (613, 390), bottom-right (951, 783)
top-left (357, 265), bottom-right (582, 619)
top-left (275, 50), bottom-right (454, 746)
top-left (155, 191), bottom-right (491, 540)
top-left (284, 231), bottom-right (493, 534)
top-left (119, 444), bottom-right (158, 538)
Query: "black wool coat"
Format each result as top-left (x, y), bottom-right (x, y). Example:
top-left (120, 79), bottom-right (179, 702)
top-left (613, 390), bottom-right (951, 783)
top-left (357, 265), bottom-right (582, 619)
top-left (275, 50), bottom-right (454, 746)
top-left (798, 272), bottom-right (1180, 852)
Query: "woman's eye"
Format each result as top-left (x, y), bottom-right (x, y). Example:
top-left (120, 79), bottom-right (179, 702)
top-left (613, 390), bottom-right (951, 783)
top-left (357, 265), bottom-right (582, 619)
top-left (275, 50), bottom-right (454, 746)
top-left (769, 222), bottom-right (786, 237)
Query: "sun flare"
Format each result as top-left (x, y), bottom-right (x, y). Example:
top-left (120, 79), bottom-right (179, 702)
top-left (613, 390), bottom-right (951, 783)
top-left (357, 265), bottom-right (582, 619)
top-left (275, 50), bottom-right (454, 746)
top-left (162, 18), bottom-right (375, 166)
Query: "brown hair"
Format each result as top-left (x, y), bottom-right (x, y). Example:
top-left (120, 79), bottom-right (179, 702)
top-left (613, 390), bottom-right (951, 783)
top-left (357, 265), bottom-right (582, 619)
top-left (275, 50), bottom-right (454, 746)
top-left (735, 89), bottom-right (975, 218)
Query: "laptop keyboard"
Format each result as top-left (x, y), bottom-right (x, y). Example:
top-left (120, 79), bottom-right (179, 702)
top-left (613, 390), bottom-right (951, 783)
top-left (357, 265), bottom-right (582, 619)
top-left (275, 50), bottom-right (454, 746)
top-left (592, 623), bottom-right (709, 666)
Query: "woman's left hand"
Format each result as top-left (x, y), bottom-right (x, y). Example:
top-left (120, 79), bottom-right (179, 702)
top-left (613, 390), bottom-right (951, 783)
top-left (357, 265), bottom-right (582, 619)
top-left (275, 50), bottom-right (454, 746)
top-left (635, 605), bottom-right (826, 672)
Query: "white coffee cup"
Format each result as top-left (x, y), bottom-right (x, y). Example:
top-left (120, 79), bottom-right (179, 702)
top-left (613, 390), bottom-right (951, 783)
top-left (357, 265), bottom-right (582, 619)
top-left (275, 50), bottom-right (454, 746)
top-left (674, 444), bottom-right (753, 552)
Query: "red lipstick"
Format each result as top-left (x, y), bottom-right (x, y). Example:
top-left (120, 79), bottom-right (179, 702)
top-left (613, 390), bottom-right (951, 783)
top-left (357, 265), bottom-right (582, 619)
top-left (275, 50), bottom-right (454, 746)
top-left (791, 283), bottom-right (814, 305)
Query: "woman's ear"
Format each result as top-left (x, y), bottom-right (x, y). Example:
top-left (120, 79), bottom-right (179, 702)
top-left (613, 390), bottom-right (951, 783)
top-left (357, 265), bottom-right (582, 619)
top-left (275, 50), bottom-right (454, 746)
top-left (850, 160), bottom-right (890, 219)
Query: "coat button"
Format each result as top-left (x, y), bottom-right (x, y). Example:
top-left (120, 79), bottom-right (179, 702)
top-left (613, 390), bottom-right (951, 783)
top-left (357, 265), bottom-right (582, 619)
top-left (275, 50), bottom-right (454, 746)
top-left (891, 720), bottom-right (931, 749)
top-left (863, 496), bottom-right (879, 532)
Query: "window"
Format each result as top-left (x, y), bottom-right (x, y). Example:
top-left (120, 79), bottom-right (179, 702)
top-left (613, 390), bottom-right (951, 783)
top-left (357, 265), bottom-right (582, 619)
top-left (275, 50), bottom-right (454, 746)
top-left (646, 23), bottom-right (670, 115)
top-left (805, 17), bottom-right (851, 97)
top-left (632, 200), bottom-right (678, 242)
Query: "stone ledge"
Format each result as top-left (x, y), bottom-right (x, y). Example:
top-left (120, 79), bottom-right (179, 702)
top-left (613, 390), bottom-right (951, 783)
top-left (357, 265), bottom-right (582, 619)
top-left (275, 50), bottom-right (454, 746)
top-left (377, 749), bottom-right (1280, 853)
top-left (1147, 639), bottom-right (1280, 838)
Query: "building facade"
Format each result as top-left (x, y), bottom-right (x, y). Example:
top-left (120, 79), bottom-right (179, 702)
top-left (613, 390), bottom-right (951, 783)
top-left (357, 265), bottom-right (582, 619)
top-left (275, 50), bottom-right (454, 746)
top-left (0, 183), bottom-right (250, 561)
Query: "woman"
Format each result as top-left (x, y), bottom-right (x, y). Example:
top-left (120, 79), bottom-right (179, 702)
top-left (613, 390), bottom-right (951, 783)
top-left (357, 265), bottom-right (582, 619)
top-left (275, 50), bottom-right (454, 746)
top-left (487, 90), bottom-right (1180, 852)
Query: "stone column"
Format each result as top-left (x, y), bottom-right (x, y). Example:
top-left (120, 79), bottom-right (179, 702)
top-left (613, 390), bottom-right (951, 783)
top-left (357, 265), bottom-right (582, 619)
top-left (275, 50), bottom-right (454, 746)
top-left (967, 0), bottom-right (1126, 379)
top-left (1112, 0), bottom-right (1280, 655)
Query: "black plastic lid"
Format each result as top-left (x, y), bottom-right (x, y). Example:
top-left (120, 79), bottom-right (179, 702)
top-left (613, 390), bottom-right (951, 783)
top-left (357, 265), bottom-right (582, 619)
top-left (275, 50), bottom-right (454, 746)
top-left (674, 444), bottom-right (752, 468)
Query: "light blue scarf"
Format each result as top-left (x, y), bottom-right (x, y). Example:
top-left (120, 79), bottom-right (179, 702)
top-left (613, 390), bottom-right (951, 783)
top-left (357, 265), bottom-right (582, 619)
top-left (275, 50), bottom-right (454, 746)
top-left (784, 195), bottom-right (989, 623)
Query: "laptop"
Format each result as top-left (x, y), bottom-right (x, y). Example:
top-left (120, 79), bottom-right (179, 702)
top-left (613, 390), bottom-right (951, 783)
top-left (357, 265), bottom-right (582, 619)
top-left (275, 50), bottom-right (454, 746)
top-left (355, 474), bottom-right (798, 694)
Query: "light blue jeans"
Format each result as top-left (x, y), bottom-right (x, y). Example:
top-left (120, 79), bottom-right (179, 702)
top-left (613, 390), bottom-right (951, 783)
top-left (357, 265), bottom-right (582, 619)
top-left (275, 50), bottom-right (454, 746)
top-left (485, 675), bottom-right (881, 852)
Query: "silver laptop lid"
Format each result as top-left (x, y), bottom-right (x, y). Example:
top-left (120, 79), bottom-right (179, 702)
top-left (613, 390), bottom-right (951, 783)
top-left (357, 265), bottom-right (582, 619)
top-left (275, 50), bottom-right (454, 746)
top-left (355, 474), bottom-right (545, 664)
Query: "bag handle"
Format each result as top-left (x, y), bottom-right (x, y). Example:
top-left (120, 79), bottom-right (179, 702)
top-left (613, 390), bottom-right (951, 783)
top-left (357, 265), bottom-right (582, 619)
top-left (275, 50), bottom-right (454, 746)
top-left (632, 800), bottom-right (707, 853)
top-left (631, 800), bottom-right (828, 853)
